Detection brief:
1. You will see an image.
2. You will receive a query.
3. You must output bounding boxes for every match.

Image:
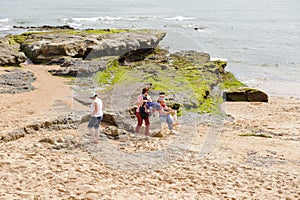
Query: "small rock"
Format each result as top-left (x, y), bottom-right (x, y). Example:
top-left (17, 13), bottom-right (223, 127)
top-left (39, 138), bottom-right (56, 145)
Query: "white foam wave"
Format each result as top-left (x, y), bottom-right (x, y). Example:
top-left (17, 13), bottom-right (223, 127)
top-left (164, 15), bottom-right (196, 21)
top-left (65, 15), bottom-right (196, 23)
top-left (0, 18), bottom-right (10, 23)
top-left (210, 57), bottom-right (227, 61)
top-left (72, 17), bottom-right (100, 22)
top-left (0, 25), bottom-right (11, 31)
top-left (71, 16), bottom-right (123, 22)
top-left (66, 22), bottom-right (82, 28)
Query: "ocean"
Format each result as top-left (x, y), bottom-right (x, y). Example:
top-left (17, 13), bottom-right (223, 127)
top-left (1, 0), bottom-right (299, 97)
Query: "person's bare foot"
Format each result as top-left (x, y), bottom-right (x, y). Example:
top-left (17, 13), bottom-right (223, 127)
top-left (173, 122), bottom-right (180, 126)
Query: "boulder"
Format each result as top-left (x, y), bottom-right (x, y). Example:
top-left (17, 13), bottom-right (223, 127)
top-left (0, 38), bottom-right (26, 66)
top-left (21, 36), bottom-right (98, 63)
top-left (84, 31), bottom-right (165, 60)
top-left (103, 126), bottom-right (121, 136)
top-left (19, 30), bottom-right (166, 63)
top-left (224, 87), bottom-right (268, 102)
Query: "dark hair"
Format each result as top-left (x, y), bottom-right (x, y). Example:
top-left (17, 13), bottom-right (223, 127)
top-left (142, 87), bottom-right (149, 94)
top-left (159, 92), bottom-right (165, 95)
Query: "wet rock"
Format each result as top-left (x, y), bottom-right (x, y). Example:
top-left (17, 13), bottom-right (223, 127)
top-left (13, 25), bottom-right (75, 30)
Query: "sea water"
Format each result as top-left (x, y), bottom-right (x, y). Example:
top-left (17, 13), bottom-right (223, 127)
top-left (0, 0), bottom-right (299, 97)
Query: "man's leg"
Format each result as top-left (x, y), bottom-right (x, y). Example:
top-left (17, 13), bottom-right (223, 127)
top-left (88, 117), bottom-right (97, 142)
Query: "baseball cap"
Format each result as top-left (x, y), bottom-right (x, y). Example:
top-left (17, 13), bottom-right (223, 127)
top-left (89, 92), bottom-right (97, 98)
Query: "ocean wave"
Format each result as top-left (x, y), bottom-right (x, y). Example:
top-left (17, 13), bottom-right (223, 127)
top-left (0, 18), bottom-right (11, 23)
top-left (210, 57), bottom-right (227, 61)
top-left (0, 25), bottom-right (12, 31)
top-left (183, 24), bottom-right (208, 32)
top-left (66, 22), bottom-right (83, 28)
top-left (164, 16), bottom-right (196, 21)
top-left (70, 16), bottom-right (122, 22)
top-left (62, 15), bottom-right (196, 24)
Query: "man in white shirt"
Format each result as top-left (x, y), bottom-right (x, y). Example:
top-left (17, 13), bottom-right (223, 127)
top-left (87, 92), bottom-right (103, 144)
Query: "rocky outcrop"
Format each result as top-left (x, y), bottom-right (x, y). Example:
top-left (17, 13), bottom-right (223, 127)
top-left (18, 30), bottom-right (165, 64)
top-left (223, 87), bottom-right (268, 102)
top-left (0, 69), bottom-right (36, 94)
top-left (0, 38), bottom-right (26, 66)
top-left (0, 113), bottom-right (80, 142)
top-left (85, 31), bottom-right (165, 60)
top-left (48, 57), bottom-right (107, 77)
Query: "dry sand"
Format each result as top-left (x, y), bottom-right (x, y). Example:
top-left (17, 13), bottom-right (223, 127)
top-left (0, 65), bottom-right (299, 199)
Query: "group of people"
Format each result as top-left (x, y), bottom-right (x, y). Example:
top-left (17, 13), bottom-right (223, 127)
top-left (135, 87), bottom-right (179, 136)
top-left (86, 87), bottom-right (179, 144)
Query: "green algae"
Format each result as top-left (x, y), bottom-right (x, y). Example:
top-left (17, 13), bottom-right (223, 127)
top-left (95, 50), bottom-right (226, 114)
top-left (96, 59), bottom-right (134, 90)
top-left (169, 55), bottom-right (223, 114)
top-left (7, 33), bottom-right (30, 44)
top-left (221, 71), bottom-right (246, 89)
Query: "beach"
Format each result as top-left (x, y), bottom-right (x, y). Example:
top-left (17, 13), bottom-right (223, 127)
top-left (0, 64), bottom-right (299, 199)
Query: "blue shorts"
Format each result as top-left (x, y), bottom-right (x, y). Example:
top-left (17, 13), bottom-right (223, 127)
top-left (87, 116), bottom-right (103, 129)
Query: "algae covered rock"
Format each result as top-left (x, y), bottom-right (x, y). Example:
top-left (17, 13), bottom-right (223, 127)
top-left (16, 29), bottom-right (166, 63)
top-left (0, 38), bottom-right (26, 66)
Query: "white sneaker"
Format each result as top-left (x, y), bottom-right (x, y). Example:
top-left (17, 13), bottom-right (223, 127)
top-left (170, 130), bottom-right (178, 135)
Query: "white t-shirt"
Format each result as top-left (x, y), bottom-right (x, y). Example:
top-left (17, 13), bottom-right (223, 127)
top-left (91, 97), bottom-right (103, 117)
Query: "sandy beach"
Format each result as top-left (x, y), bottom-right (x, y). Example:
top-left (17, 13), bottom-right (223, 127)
top-left (0, 64), bottom-right (299, 199)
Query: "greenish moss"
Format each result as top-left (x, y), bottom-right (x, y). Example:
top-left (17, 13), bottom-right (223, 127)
top-left (213, 60), bottom-right (227, 73)
top-left (7, 34), bottom-right (29, 44)
top-left (221, 72), bottom-right (246, 89)
top-left (96, 59), bottom-right (133, 90)
top-left (95, 50), bottom-right (235, 114)
top-left (170, 55), bottom-right (223, 114)
top-left (238, 133), bottom-right (272, 138)
top-left (198, 95), bottom-right (223, 114)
